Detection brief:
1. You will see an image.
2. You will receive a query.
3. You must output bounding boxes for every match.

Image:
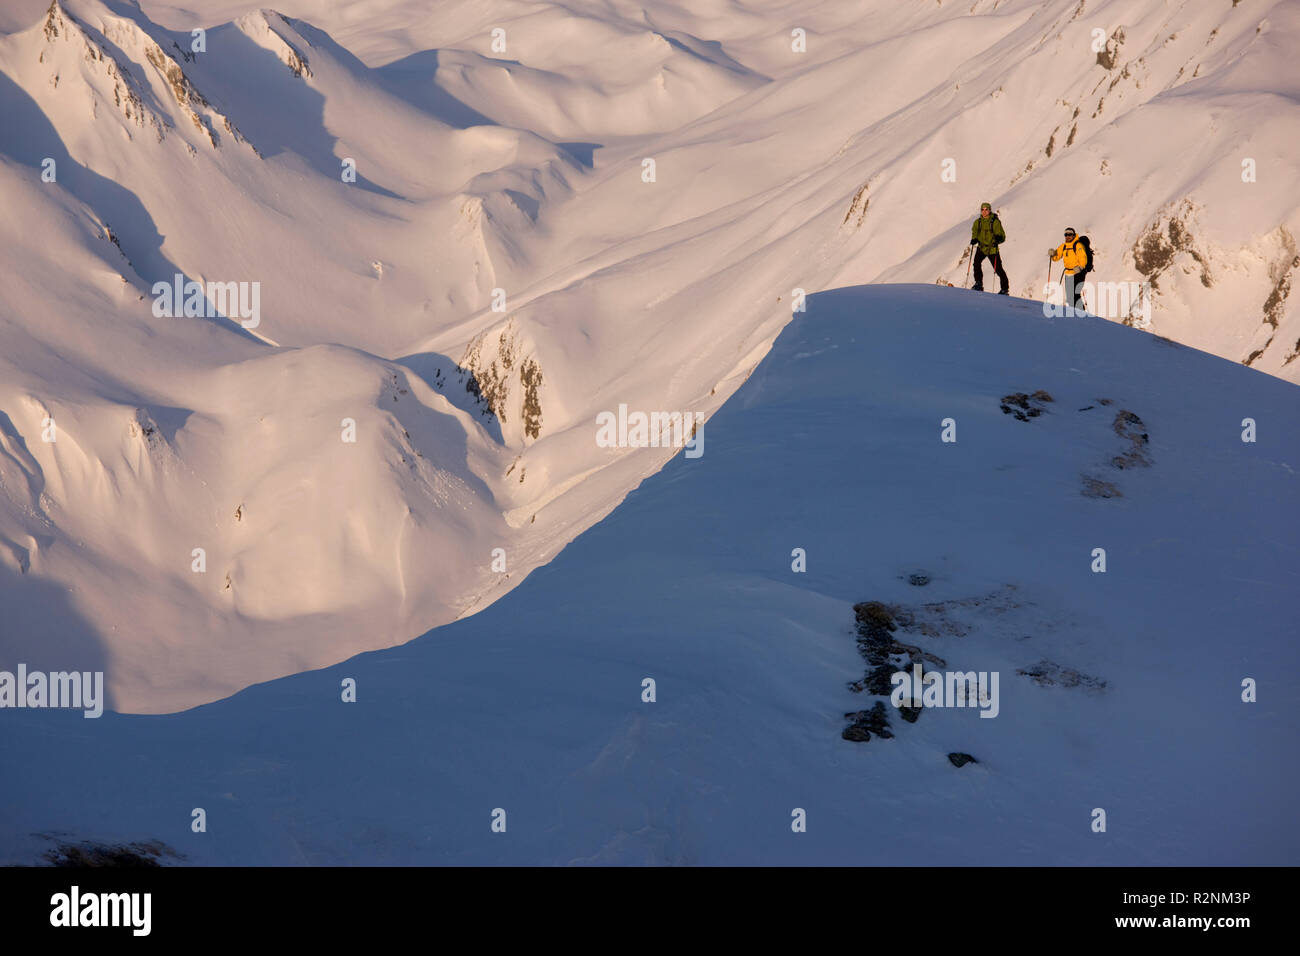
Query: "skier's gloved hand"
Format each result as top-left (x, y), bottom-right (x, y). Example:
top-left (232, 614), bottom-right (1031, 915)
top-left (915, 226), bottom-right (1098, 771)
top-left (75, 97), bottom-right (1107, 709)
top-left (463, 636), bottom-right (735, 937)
top-left (1048, 247), bottom-right (1056, 257)
top-left (970, 238), bottom-right (978, 246)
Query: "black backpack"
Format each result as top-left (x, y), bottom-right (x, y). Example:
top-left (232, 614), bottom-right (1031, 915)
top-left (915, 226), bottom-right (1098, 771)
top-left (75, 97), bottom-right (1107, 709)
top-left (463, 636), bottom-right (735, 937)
top-left (1077, 235), bottom-right (1093, 270)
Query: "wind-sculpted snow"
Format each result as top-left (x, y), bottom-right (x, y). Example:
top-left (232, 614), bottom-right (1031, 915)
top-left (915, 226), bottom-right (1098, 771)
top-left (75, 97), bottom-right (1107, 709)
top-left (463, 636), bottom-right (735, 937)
top-left (1, 0), bottom-right (1298, 714)
top-left (1, 285), bottom-right (1295, 865)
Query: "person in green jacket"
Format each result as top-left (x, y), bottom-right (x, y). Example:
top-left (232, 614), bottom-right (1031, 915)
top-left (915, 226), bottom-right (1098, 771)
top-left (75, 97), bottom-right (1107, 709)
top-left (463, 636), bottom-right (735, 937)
top-left (969, 202), bottom-right (1009, 294)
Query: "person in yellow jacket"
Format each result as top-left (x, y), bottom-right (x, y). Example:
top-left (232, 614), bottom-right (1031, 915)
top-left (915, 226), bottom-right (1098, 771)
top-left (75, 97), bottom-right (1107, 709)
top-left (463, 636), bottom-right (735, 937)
top-left (1051, 227), bottom-right (1092, 311)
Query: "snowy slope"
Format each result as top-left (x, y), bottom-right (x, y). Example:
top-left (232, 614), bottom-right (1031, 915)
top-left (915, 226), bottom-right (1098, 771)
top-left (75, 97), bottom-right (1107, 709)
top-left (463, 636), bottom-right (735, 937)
top-left (1, 285), bottom-right (1296, 865)
top-left (2, 0), bottom-right (1299, 715)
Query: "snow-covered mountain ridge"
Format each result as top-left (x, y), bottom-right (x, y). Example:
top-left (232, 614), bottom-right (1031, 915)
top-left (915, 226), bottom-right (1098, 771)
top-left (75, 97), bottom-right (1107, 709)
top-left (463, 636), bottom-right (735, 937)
top-left (1, 0), bottom-right (1297, 712)
top-left (2, 284), bottom-right (1294, 865)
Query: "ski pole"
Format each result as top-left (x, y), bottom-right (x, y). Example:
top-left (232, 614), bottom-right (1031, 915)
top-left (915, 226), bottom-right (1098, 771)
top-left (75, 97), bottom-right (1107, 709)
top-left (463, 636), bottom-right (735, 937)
top-left (965, 248), bottom-right (973, 288)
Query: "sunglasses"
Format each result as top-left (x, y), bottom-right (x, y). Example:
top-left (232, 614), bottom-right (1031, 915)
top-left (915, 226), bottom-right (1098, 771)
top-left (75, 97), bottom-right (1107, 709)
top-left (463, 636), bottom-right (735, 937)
top-left (1064, 232), bottom-right (1076, 238)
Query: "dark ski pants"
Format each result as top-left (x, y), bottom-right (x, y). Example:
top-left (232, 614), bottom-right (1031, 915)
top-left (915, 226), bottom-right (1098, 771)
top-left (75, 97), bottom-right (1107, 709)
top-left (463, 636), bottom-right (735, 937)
top-left (973, 249), bottom-right (1008, 293)
top-left (1065, 268), bottom-right (1091, 311)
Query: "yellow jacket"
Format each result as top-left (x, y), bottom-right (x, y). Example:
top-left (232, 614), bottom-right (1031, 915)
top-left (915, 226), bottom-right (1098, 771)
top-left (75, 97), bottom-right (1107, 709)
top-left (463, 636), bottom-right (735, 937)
top-left (1052, 239), bottom-right (1089, 274)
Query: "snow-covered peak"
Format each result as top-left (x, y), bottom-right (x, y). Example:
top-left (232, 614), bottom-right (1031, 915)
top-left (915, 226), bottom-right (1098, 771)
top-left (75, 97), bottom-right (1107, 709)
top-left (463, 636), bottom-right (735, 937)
top-left (3, 284), bottom-right (1294, 864)
top-left (23, 0), bottom-right (253, 151)
top-left (1, 0), bottom-right (1297, 716)
top-left (234, 10), bottom-right (313, 78)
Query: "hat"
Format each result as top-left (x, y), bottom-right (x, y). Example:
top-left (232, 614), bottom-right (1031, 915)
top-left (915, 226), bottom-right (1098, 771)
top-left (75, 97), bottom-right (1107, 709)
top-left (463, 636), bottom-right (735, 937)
top-left (980, 202), bottom-right (992, 210)
top-left (1064, 226), bottom-right (1077, 234)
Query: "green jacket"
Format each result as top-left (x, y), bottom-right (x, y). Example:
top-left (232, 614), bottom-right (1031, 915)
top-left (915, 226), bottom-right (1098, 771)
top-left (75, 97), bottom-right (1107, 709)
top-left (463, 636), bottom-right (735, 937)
top-left (971, 215), bottom-right (1006, 255)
